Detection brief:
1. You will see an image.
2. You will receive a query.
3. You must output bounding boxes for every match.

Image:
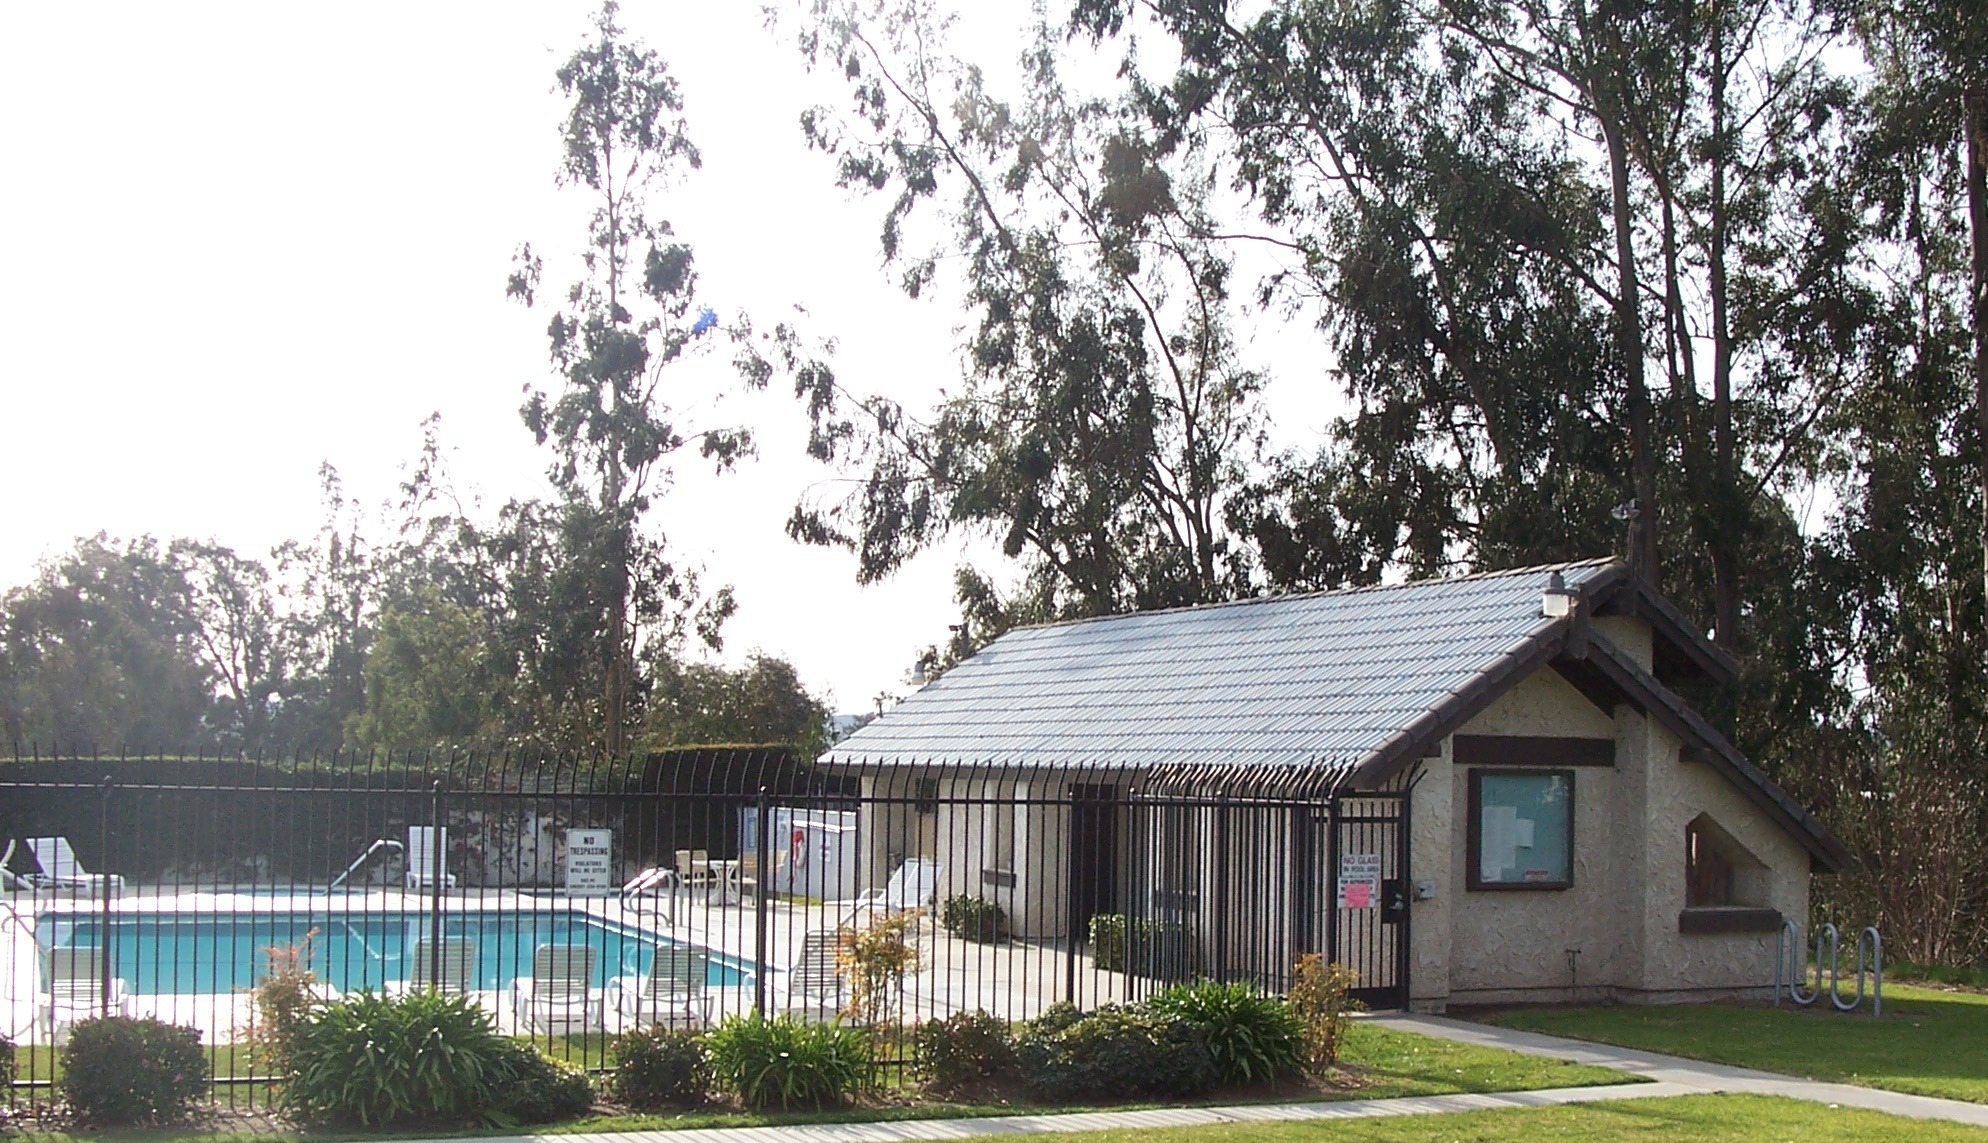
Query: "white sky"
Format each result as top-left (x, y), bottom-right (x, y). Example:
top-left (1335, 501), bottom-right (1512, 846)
top-left (0, 2), bottom-right (1341, 714)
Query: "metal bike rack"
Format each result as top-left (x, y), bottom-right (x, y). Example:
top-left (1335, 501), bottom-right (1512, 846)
top-left (1777, 920), bottom-right (1881, 1016)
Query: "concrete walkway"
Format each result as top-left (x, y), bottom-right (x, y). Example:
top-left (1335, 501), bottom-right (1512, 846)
top-left (393, 1013), bottom-right (1988, 1143)
top-left (1370, 1011), bottom-right (1988, 1128)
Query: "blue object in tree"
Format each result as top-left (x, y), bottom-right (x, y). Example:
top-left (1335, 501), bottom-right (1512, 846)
top-left (691, 307), bottom-right (718, 335)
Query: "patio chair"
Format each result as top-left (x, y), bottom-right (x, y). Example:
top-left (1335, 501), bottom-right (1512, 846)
top-left (608, 945), bottom-right (711, 1029)
top-left (674, 849), bottom-right (715, 890)
top-left (404, 826), bottom-right (456, 890)
top-left (397, 936), bottom-right (476, 995)
top-left (43, 946), bottom-right (130, 1041)
top-left (782, 928), bottom-right (849, 1021)
top-left (736, 850), bottom-right (782, 903)
top-left (24, 837), bottom-right (125, 893)
top-left (510, 944), bottom-right (599, 1034)
top-left (838, 857), bottom-right (941, 928)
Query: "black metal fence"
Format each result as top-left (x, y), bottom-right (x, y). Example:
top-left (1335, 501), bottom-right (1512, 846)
top-left (0, 751), bottom-right (1398, 1112)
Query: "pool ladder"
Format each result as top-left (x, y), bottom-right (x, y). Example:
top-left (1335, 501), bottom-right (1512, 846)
top-left (329, 839), bottom-right (405, 890)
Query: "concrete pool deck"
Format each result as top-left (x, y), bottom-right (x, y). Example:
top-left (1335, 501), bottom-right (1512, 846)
top-left (1, 885), bottom-right (1138, 1045)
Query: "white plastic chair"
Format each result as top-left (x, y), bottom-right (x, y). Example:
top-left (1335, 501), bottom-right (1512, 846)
top-left (839, 857), bottom-right (942, 928)
top-left (511, 944), bottom-right (598, 1033)
top-left (397, 937), bottom-right (476, 995)
top-left (404, 826), bottom-right (456, 889)
top-left (609, 945), bottom-right (710, 1029)
top-left (782, 929), bottom-right (849, 1021)
top-left (43, 946), bottom-right (130, 1042)
top-left (25, 838), bottom-right (124, 893)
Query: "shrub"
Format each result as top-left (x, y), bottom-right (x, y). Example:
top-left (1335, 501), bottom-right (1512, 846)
top-left (940, 895), bottom-right (1007, 943)
top-left (0, 1032), bottom-right (14, 1089)
top-left (912, 1010), bottom-right (1015, 1094)
top-left (249, 929), bottom-right (321, 1077)
top-left (492, 1041), bottom-right (594, 1125)
top-left (1088, 914), bottom-right (1197, 976)
top-left (1148, 980), bottom-right (1303, 1086)
top-left (706, 1015), bottom-right (868, 1109)
top-left (1288, 955), bottom-right (1363, 1074)
top-left (1015, 1004), bottom-right (1216, 1102)
top-left (608, 1025), bottom-right (711, 1110)
top-left (59, 1016), bottom-right (209, 1126)
top-left (1090, 914), bottom-right (1130, 971)
top-left (1028, 1000), bottom-right (1084, 1035)
top-left (282, 990), bottom-right (515, 1126)
top-left (838, 913), bottom-right (921, 1030)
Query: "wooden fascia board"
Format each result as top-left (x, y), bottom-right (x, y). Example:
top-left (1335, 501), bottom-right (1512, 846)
top-left (1591, 575), bottom-right (1739, 686)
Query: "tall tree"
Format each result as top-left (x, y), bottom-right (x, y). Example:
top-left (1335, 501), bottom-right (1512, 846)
top-left (786, 1), bottom-right (1265, 621)
top-left (509, 3), bottom-right (750, 754)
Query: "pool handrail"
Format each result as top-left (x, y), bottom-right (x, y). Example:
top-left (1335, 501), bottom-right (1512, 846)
top-left (328, 838), bottom-right (405, 889)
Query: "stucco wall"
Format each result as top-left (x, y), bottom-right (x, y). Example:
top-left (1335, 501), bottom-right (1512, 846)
top-left (1413, 617), bottom-right (1811, 1008)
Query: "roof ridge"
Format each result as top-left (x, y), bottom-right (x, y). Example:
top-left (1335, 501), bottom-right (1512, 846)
top-left (1003, 556), bottom-right (1621, 635)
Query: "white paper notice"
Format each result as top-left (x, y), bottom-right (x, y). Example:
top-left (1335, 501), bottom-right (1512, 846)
top-left (1482, 805), bottom-right (1519, 880)
top-left (1514, 818), bottom-right (1535, 849)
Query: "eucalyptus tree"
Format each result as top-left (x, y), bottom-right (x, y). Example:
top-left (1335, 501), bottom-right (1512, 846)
top-left (508, 3), bottom-right (750, 755)
top-left (785, 1), bottom-right (1266, 625)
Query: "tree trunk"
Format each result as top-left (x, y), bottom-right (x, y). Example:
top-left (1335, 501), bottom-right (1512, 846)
top-left (1602, 105), bottom-right (1660, 586)
top-left (1967, 85), bottom-right (1988, 625)
top-left (1708, 13), bottom-right (1742, 649)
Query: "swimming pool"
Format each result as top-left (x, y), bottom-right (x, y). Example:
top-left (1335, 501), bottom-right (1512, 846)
top-left (37, 910), bottom-right (752, 995)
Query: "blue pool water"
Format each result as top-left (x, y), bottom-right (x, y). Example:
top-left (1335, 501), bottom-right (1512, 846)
top-left (38, 911), bottom-right (751, 995)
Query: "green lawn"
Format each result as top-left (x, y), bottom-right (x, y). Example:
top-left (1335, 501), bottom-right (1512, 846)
top-left (3, 1023), bottom-right (1626, 1141)
top-left (1479, 982), bottom-right (1988, 1104)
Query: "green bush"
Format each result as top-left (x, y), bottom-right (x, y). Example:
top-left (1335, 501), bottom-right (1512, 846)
top-left (0, 1032), bottom-right (14, 1088)
top-left (940, 895), bottom-right (1007, 943)
top-left (608, 1025), bottom-right (712, 1110)
top-left (1028, 1000), bottom-right (1084, 1035)
top-left (1015, 1004), bottom-right (1216, 1102)
top-left (1148, 980), bottom-right (1304, 1085)
top-left (912, 1010), bottom-right (1015, 1093)
top-left (58, 1016), bottom-right (209, 1126)
top-left (706, 1016), bottom-right (868, 1109)
top-left (1087, 914), bottom-right (1197, 976)
top-left (492, 1041), bottom-right (595, 1125)
top-left (282, 990), bottom-right (517, 1127)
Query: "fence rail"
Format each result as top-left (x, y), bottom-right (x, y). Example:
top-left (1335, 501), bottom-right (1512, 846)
top-left (0, 750), bottom-right (1384, 1113)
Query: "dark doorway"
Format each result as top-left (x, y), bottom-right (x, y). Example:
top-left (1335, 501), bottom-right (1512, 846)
top-left (1069, 784), bottom-right (1119, 940)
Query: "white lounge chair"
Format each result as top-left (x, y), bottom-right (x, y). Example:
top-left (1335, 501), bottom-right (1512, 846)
top-left (43, 946), bottom-right (130, 1042)
top-left (622, 866), bottom-right (680, 896)
top-left (25, 837), bottom-right (124, 893)
top-left (609, 946), bottom-right (710, 1029)
top-left (404, 826), bottom-right (456, 889)
top-left (782, 928), bottom-right (849, 1021)
top-left (397, 936), bottom-right (476, 995)
top-left (838, 857), bottom-right (941, 928)
top-left (511, 944), bottom-right (598, 1033)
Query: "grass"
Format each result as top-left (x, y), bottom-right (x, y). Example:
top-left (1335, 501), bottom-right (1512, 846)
top-left (4, 1095), bottom-right (1984, 1143)
top-left (1478, 982), bottom-right (1988, 1104)
top-left (0, 1022), bottom-right (1626, 1141)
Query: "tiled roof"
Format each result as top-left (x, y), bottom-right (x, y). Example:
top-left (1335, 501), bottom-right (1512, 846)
top-left (823, 559), bottom-right (1617, 781)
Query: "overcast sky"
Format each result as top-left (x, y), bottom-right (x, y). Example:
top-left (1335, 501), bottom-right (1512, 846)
top-left (0, 2), bottom-right (1341, 713)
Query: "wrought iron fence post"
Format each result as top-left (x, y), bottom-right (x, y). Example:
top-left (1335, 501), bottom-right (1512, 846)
top-left (755, 785), bottom-right (770, 1019)
top-left (430, 777), bottom-right (446, 988)
top-left (98, 773), bottom-right (116, 1016)
top-left (1215, 791), bottom-right (1230, 983)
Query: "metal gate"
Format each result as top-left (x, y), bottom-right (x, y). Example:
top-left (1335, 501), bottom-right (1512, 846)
top-left (1321, 792), bottom-right (1410, 1008)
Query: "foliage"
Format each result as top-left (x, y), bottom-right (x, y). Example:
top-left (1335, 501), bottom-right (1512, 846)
top-left (705, 1016), bottom-right (868, 1109)
top-left (788, 3), bottom-right (1264, 626)
top-left (492, 1041), bottom-right (595, 1125)
top-left (1148, 980), bottom-right (1304, 1086)
top-left (1288, 956), bottom-right (1363, 1074)
top-left (939, 895), bottom-right (1006, 943)
top-left (643, 653), bottom-right (831, 756)
top-left (1088, 913), bottom-right (1195, 975)
top-left (837, 912), bottom-right (921, 1030)
top-left (58, 1015), bottom-right (209, 1126)
top-left (248, 929), bottom-right (321, 1078)
top-left (607, 1025), bottom-right (712, 1110)
top-left (506, 0), bottom-right (750, 755)
top-left (1089, 914), bottom-right (1130, 972)
top-left (281, 990), bottom-right (519, 1126)
top-left (1014, 1004), bottom-right (1217, 1101)
top-left (342, 588), bottom-right (510, 754)
top-left (0, 1031), bottom-right (11, 1088)
top-left (912, 1010), bottom-right (1016, 1094)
